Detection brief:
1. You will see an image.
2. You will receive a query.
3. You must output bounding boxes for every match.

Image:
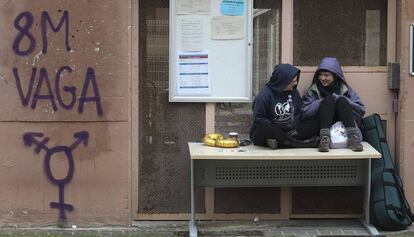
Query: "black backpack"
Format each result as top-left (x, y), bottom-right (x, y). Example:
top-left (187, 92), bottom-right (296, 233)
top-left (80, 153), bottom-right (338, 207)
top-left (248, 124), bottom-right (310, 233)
top-left (362, 113), bottom-right (414, 230)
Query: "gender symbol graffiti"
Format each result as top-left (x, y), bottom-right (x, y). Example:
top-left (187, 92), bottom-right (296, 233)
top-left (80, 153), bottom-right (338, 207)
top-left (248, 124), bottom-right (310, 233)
top-left (23, 131), bottom-right (89, 225)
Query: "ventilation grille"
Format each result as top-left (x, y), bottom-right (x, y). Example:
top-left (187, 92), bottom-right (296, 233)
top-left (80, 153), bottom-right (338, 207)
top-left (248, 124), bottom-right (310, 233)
top-left (195, 160), bottom-right (365, 187)
top-left (215, 165), bottom-right (358, 180)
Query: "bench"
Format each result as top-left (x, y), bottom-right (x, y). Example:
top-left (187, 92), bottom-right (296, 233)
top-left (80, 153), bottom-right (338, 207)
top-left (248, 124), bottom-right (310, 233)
top-left (188, 142), bottom-right (382, 237)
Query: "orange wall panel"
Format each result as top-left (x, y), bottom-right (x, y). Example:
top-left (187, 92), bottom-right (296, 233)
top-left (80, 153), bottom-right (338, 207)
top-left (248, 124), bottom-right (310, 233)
top-left (0, 0), bottom-right (132, 226)
top-left (398, 0), bottom-right (414, 206)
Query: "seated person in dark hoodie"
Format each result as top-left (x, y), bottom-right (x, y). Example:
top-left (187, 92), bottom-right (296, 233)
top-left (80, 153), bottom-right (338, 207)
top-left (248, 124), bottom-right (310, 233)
top-left (250, 63), bottom-right (319, 149)
top-left (302, 57), bottom-right (365, 152)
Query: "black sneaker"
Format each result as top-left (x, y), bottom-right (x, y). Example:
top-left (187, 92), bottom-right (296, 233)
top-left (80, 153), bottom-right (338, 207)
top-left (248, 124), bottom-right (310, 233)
top-left (318, 136), bottom-right (330, 152)
top-left (266, 139), bottom-right (278, 149)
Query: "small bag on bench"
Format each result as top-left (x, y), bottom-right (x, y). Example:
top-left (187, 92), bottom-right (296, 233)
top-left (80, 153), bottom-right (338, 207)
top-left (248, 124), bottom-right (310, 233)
top-left (362, 113), bottom-right (414, 230)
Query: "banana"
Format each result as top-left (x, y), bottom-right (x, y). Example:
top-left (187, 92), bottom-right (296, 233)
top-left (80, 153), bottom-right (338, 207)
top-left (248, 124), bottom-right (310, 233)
top-left (216, 138), bottom-right (239, 148)
top-left (203, 137), bottom-right (217, 147)
top-left (202, 133), bottom-right (239, 148)
top-left (207, 133), bottom-right (224, 140)
top-left (202, 133), bottom-right (224, 147)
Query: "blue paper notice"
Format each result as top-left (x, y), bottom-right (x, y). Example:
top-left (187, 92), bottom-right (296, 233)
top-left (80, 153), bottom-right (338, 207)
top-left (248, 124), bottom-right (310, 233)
top-left (221, 0), bottom-right (244, 16)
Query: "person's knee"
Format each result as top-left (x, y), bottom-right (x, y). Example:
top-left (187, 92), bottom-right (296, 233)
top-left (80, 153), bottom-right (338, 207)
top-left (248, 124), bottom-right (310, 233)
top-left (321, 95), bottom-right (335, 106)
top-left (335, 96), bottom-right (349, 107)
top-left (252, 124), bottom-right (285, 145)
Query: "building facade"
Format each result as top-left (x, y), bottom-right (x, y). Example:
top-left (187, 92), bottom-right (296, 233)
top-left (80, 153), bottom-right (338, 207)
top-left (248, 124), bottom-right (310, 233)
top-left (0, 0), bottom-right (413, 226)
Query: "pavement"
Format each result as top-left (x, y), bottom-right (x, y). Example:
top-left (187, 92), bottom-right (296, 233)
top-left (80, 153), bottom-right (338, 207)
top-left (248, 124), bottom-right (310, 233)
top-left (1, 220), bottom-right (414, 236)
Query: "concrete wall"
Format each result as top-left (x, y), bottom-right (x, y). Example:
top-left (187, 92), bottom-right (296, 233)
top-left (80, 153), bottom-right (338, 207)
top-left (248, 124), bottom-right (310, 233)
top-left (0, 1), bottom-right (132, 226)
top-left (398, 0), bottom-right (414, 207)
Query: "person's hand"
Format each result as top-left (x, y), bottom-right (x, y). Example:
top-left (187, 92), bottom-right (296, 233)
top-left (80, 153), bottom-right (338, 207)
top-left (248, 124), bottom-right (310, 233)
top-left (332, 93), bottom-right (340, 99)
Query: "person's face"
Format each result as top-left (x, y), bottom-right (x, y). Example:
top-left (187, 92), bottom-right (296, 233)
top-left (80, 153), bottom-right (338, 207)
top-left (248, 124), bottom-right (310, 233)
top-left (319, 71), bottom-right (335, 86)
top-left (283, 76), bottom-right (298, 92)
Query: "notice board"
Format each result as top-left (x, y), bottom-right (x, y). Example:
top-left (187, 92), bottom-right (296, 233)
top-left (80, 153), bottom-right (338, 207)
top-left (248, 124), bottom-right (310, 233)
top-left (169, 0), bottom-right (253, 102)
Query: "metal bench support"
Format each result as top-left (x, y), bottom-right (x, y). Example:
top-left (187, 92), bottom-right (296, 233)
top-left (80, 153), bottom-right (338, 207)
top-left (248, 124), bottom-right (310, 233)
top-left (189, 158), bottom-right (377, 236)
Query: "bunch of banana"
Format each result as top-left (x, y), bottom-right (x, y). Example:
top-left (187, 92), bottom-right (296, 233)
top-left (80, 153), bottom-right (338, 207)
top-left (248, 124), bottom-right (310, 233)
top-left (202, 133), bottom-right (223, 147)
top-left (215, 138), bottom-right (239, 148)
top-left (202, 133), bottom-right (239, 148)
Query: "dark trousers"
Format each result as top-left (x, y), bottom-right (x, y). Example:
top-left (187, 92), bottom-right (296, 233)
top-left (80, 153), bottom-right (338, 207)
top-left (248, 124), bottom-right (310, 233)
top-left (251, 120), bottom-right (319, 147)
top-left (317, 95), bottom-right (355, 129)
top-left (251, 96), bottom-right (356, 147)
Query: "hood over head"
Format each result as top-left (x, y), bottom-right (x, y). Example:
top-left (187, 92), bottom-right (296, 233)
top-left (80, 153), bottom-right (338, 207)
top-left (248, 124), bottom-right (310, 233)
top-left (266, 63), bottom-right (300, 94)
top-left (312, 57), bottom-right (347, 85)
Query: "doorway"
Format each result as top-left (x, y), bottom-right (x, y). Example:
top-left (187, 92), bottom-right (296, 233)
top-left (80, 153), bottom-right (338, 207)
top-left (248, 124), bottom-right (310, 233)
top-left (134, 0), bottom-right (396, 220)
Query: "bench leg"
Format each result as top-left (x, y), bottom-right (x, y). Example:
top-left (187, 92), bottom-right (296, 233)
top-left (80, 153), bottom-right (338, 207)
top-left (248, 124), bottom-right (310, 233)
top-left (189, 160), bottom-right (198, 237)
top-left (189, 220), bottom-right (198, 237)
top-left (360, 158), bottom-right (379, 236)
top-left (364, 158), bottom-right (371, 223)
top-left (360, 218), bottom-right (379, 236)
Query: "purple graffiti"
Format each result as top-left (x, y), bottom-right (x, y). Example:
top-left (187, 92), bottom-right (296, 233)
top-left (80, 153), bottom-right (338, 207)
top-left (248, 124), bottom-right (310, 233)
top-left (55, 66), bottom-right (76, 110)
top-left (23, 131), bottom-right (89, 226)
top-left (12, 10), bottom-right (103, 117)
top-left (13, 10), bottom-right (71, 56)
top-left (41, 10), bottom-right (71, 54)
top-left (78, 67), bottom-right (103, 116)
top-left (13, 11), bottom-right (36, 56)
top-left (13, 67), bottom-right (36, 106)
top-left (32, 68), bottom-right (58, 111)
top-left (13, 66), bottom-right (103, 116)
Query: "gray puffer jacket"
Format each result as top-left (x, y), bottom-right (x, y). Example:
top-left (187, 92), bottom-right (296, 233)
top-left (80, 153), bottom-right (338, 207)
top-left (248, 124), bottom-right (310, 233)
top-left (301, 57), bottom-right (365, 124)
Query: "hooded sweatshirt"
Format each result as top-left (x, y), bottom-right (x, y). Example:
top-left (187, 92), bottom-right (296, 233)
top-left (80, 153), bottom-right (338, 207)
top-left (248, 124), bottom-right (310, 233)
top-left (301, 57), bottom-right (365, 123)
top-left (250, 64), bottom-right (302, 136)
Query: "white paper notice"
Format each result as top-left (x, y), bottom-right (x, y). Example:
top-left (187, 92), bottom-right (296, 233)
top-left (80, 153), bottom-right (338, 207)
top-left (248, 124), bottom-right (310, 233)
top-left (211, 16), bottom-right (244, 40)
top-left (177, 51), bottom-right (210, 96)
top-left (177, 0), bottom-right (210, 15)
top-left (179, 17), bottom-right (204, 51)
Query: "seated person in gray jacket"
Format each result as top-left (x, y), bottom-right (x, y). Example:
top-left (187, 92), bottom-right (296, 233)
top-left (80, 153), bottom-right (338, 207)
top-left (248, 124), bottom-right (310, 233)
top-left (302, 57), bottom-right (365, 152)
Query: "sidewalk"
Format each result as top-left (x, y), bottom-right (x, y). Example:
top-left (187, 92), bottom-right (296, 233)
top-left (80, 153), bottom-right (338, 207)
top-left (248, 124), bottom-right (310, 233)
top-left (1, 220), bottom-right (414, 237)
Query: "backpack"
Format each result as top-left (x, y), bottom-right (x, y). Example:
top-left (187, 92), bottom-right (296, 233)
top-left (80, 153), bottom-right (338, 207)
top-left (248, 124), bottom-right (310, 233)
top-left (362, 113), bottom-right (414, 230)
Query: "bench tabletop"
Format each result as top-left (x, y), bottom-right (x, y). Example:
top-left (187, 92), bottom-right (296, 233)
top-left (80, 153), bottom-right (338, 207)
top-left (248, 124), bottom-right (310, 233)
top-left (188, 142), bottom-right (381, 160)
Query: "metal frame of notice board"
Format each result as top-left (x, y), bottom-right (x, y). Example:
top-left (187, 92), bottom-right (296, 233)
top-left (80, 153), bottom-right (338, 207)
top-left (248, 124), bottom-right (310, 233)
top-left (169, 0), bottom-right (253, 102)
